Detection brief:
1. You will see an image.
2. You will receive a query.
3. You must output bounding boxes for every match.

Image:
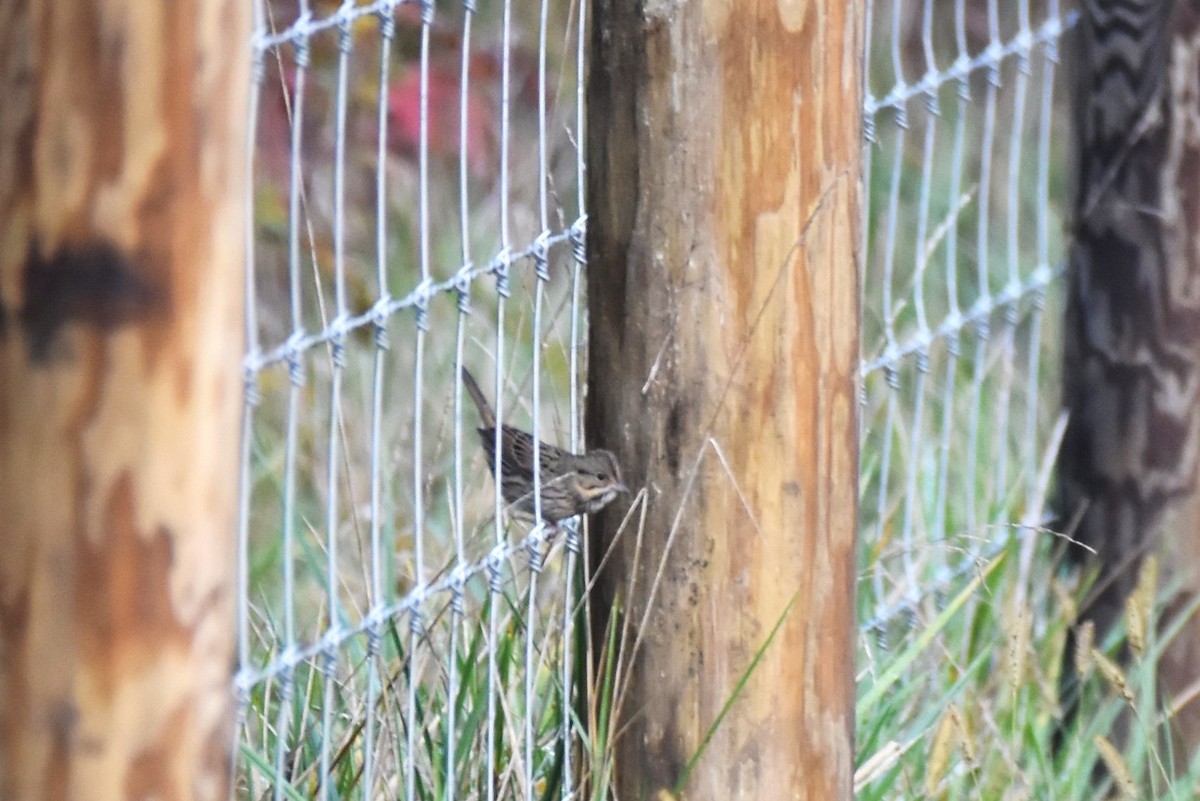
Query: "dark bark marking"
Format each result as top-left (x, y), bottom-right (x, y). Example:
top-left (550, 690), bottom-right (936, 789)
top-left (20, 238), bottom-right (163, 363)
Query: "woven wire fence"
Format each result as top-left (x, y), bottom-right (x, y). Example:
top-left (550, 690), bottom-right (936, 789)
top-left (859, 0), bottom-right (1071, 633)
top-left (857, 0), bottom-right (1073, 774)
top-left (234, 0), bottom-right (1078, 796)
top-left (234, 0), bottom-right (589, 797)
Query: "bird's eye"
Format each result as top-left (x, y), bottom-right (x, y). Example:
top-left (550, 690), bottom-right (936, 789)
top-left (596, 472), bottom-right (607, 481)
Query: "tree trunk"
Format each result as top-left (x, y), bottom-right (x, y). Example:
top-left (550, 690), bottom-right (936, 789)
top-left (1060, 0), bottom-right (1200, 755)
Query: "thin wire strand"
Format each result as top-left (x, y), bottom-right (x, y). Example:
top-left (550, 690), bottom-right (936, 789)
top-left (562, 1), bottom-right (588, 795)
top-left (405, 8), bottom-right (434, 801)
top-left (962, 2), bottom-right (1001, 535)
top-left (360, 12), bottom-right (395, 798)
top-left (232, 27), bottom-right (264, 792)
top-left (487, 0), bottom-right (515, 794)
top-left (445, 0), bottom-right (475, 793)
top-left (930, 0), bottom-right (971, 550)
top-left (990, 0), bottom-right (1032, 512)
top-left (244, 228), bottom-right (578, 373)
top-left (315, 15), bottom-right (354, 798)
top-left (523, 0), bottom-right (555, 791)
top-left (897, 0), bottom-right (938, 596)
top-left (270, 28), bottom-right (310, 800)
top-left (1024, 5), bottom-right (1059, 513)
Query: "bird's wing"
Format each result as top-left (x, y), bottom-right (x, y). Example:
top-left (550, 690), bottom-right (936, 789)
top-left (501, 426), bottom-right (538, 479)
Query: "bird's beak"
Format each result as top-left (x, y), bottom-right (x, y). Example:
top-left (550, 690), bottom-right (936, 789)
top-left (614, 482), bottom-right (629, 494)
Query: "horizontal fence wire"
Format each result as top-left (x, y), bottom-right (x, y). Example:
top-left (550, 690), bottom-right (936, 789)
top-left (242, 224), bottom-right (583, 374)
top-left (863, 11), bottom-right (1073, 119)
top-left (234, 520), bottom-right (570, 692)
top-left (235, 0), bottom-right (591, 798)
top-left (252, 0), bottom-right (419, 51)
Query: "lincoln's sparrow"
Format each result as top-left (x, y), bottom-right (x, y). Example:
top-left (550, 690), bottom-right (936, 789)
top-left (461, 368), bottom-right (628, 523)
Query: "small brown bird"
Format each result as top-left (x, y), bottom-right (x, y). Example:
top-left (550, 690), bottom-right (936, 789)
top-left (461, 367), bottom-right (628, 522)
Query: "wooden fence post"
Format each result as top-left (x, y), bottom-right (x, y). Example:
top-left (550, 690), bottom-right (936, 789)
top-left (0, 1), bottom-right (248, 798)
top-left (586, 1), bottom-right (862, 798)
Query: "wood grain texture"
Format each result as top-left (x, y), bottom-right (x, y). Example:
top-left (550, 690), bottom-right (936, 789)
top-left (1060, 0), bottom-right (1200, 753)
top-left (0, 1), bottom-right (248, 798)
top-left (586, 0), bottom-right (861, 797)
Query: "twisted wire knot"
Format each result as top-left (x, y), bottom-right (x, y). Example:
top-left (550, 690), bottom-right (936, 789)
top-left (1017, 49), bottom-right (1032, 77)
top-left (1005, 297), bottom-right (1020, 326)
top-left (957, 75), bottom-right (970, 102)
top-left (320, 636), bottom-right (339, 675)
top-left (455, 270), bottom-right (472, 314)
top-left (293, 36), bottom-right (311, 70)
top-left (365, 623), bottom-right (382, 658)
top-left (408, 606), bottom-right (426, 638)
top-left (533, 232), bottom-right (551, 282)
top-left (251, 50), bottom-right (266, 85)
top-left (527, 532), bottom-right (546, 574)
top-left (495, 250), bottom-right (512, 298)
top-left (233, 670), bottom-right (254, 710)
top-left (378, 8), bottom-right (396, 39)
top-left (330, 333), bottom-right (347, 370)
top-left (244, 370), bottom-right (262, 407)
top-left (372, 297), bottom-right (391, 350)
top-left (276, 653), bottom-right (297, 700)
top-left (288, 355), bottom-right (306, 388)
top-left (449, 574), bottom-right (466, 615)
top-left (487, 549), bottom-right (505, 594)
top-left (415, 299), bottom-right (430, 332)
top-left (884, 364), bottom-right (900, 391)
top-left (915, 348), bottom-right (930, 375)
top-left (285, 330), bottom-right (307, 387)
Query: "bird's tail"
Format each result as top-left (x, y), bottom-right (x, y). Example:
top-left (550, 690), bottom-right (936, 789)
top-left (460, 367), bottom-right (496, 429)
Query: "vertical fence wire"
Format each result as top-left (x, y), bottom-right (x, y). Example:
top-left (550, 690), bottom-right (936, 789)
top-left (360, 9), bottom-right (394, 795)
top-left (234, 18), bottom-right (265, 789)
top-left (562, 2), bottom-right (588, 795)
top-left (488, 0), bottom-right (514, 796)
top-left (405, 7), bottom-right (433, 801)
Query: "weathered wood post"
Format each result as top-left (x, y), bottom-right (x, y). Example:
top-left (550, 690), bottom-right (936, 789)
top-left (0, 1), bottom-right (248, 798)
top-left (586, 1), bottom-right (862, 798)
